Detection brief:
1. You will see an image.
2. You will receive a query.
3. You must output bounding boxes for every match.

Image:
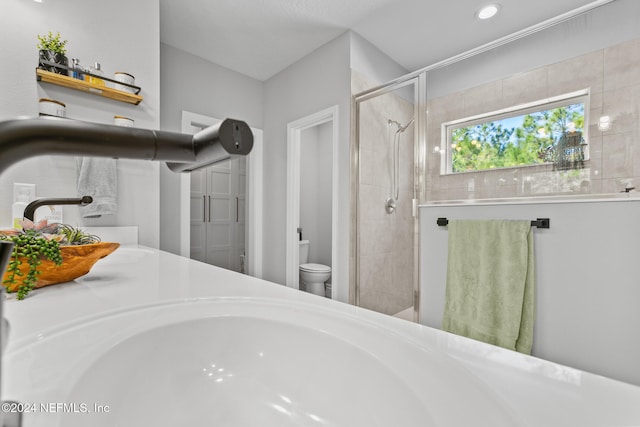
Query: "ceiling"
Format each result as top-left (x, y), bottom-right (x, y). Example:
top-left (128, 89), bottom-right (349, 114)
top-left (160, 0), bottom-right (603, 82)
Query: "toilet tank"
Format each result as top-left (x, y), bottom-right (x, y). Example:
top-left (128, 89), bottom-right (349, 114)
top-left (299, 240), bottom-right (310, 264)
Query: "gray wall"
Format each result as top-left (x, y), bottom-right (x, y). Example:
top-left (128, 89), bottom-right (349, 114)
top-left (350, 32), bottom-right (408, 87)
top-left (159, 43), bottom-right (263, 132)
top-left (159, 43), bottom-right (263, 255)
top-left (420, 198), bottom-right (640, 386)
top-left (0, 0), bottom-right (160, 247)
top-left (262, 32), bottom-right (352, 301)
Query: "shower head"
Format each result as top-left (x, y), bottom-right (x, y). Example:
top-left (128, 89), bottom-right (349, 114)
top-left (387, 119), bottom-right (402, 128)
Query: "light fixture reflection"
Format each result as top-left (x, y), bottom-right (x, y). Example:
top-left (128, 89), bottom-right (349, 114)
top-left (271, 404), bottom-right (290, 415)
top-left (280, 395), bottom-right (292, 404)
top-left (308, 413), bottom-right (324, 423)
top-left (476, 4), bottom-right (501, 20)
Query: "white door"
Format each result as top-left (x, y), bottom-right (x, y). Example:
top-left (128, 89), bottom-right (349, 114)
top-left (185, 116), bottom-right (246, 273)
top-left (182, 110), bottom-right (263, 278)
top-left (205, 158), bottom-right (246, 272)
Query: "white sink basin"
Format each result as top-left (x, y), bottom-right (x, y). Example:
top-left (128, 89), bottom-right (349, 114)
top-left (3, 298), bottom-right (516, 426)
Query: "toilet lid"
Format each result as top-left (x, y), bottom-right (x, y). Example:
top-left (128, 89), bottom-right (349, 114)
top-left (300, 263), bottom-right (331, 273)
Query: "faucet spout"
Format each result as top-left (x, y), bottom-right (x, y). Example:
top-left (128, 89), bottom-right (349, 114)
top-left (0, 116), bottom-right (253, 176)
top-left (23, 196), bottom-right (93, 222)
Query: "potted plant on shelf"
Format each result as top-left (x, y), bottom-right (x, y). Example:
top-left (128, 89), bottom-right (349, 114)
top-left (0, 220), bottom-right (119, 300)
top-left (37, 31), bottom-right (69, 75)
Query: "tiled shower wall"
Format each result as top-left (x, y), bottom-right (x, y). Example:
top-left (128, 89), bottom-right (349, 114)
top-left (426, 37), bottom-right (640, 201)
top-left (353, 71), bottom-right (415, 316)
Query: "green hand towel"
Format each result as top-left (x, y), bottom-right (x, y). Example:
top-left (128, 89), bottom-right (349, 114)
top-left (442, 220), bottom-right (535, 354)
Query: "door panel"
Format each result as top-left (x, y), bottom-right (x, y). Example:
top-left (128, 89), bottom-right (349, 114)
top-left (210, 171), bottom-right (231, 193)
top-left (210, 197), bottom-right (231, 221)
top-left (186, 114), bottom-right (249, 274)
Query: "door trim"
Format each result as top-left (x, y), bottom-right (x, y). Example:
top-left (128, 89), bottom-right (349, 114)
top-left (181, 111), bottom-right (263, 278)
top-left (286, 105), bottom-right (339, 297)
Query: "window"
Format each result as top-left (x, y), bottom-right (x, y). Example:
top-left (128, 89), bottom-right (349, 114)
top-left (441, 90), bottom-right (589, 174)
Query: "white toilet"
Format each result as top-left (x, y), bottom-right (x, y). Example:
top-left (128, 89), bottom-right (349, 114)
top-left (299, 240), bottom-right (331, 297)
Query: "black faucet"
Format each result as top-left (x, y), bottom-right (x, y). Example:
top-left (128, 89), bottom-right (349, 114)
top-left (23, 196), bottom-right (93, 222)
top-left (0, 116), bottom-right (253, 175)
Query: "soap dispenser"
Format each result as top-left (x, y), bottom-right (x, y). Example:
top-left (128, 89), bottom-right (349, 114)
top-left (12, 184), bottom-right (35, 229)
top-left (12, 194), bottom-right (28, 229)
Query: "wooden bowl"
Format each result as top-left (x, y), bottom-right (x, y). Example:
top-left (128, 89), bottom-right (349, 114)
top-left (3, 242), bottom-right (120, 292)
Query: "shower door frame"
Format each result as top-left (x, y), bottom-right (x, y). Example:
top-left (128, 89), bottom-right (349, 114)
top-left (351, 72), bottom-right (427, 322)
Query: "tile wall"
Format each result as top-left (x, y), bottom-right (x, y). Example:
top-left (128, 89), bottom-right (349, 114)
top-left (426, 37), bottom-right (640, 201)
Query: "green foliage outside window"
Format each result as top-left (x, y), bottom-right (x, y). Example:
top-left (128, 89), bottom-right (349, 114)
top-left (450, 102), bottom-right (585, 173)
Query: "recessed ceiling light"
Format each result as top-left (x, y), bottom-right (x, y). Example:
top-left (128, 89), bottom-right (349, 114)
top-left (476, 4), bottom-right (501, 20)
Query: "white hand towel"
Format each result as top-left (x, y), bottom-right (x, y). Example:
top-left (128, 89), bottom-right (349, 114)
top-left (76, 157), bottom-right (118, 218)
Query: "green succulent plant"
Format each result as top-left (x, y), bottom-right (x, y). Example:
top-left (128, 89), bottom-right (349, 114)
top-left (0, 220), bottom-right (100, 300)
top-left (56, 224), bottom-right (101, 246)
top-left (1, 227), bottom-right (62, 300)
top-left (36, 31), bottom-right (68, 55)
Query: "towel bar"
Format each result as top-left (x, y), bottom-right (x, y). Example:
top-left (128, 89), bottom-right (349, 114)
top-left (436, 217), bottom-right (550, 228)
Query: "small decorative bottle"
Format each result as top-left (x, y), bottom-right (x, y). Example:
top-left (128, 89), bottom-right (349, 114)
top-left (86, 62), bottom-right (105, 86)
top-left (70, 58), bottom-right (84, 80)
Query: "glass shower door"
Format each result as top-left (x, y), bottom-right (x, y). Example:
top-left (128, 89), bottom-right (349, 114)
top-left (354, 78), bottom-right (420, 322)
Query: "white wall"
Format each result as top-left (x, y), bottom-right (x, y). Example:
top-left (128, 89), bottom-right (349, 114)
top-left (262, 32), bottom-right (352, 301)
top-left (420, 198), bottom-right (640, 386)
top-left (159, 43), bottom-right (263, 255)
top-left (0, 0), bottom-right (160, 246)
top-left (300, 122), bottom-right (333, 267)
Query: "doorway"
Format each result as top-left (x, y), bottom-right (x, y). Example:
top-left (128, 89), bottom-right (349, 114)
top-left (182, 111), bottom-right (263, 277)
top-left (286, 106), bottom-right (339, 297)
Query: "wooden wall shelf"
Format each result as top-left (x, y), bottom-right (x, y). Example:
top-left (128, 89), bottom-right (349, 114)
top-left (36, 69), bottom-right (143, 105)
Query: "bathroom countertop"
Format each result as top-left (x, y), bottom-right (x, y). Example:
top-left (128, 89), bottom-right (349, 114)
top-left (4, 245), bottom-right (640, 426)
top-left (3, 245), bottom-right (326, 343)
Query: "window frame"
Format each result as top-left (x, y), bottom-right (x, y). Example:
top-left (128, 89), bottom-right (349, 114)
top-left (440, 89), bottom-right (590, 175)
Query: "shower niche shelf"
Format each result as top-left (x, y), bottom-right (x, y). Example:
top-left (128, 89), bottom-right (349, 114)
top-left (36, 68), bottom-right (143, 105)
